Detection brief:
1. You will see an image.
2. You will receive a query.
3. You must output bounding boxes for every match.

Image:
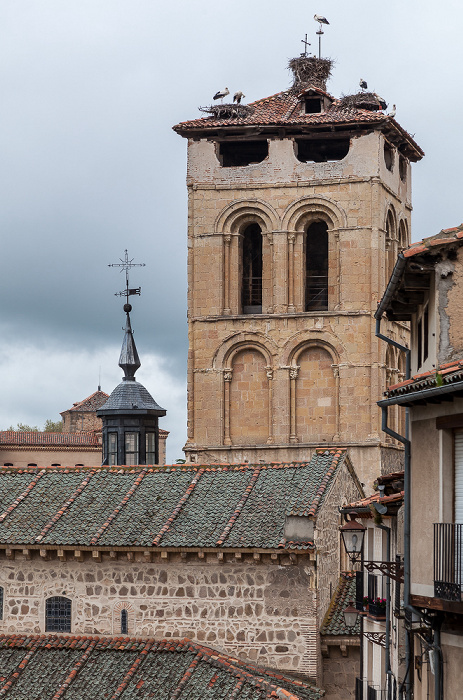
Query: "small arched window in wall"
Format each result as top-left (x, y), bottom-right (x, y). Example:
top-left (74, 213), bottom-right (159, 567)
top-left (242, 224), bottom-right (263, 314)
top-left (398, 220), bottom-right (408, 252)
top-left (399, 155), bottom-right (407, 182)
top-left (45, 596), bottom-right (71, 632)
top-left (0, 586), bottom-right (3, 620)
top-left (121, 608), bottom-right (128, 634)
top-left (306, 221), bottom-right (328, 311)
top-left (384, 141), bottom-right (394, 171)
top-left (386, 210), bottom-right (397, 280)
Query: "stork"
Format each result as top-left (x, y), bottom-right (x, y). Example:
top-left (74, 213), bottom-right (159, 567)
top-left (359, 78), bottom-right (368, 91)
top-left (233, 91), bottom-right (245, 104)
top-left (213, 87), bottom-right (229, 103)
top-left (387, 104), bottom-right (396, 118)
top-left (314, 14), bottom-right (329, 24)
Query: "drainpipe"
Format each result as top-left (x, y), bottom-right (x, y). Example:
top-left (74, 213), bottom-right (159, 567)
top-left (375, 316), bottom-right (414, 700)
top-left (433, 618), bottom-right (442, 700)
top-left (378, 523), bottom-right (392, 698)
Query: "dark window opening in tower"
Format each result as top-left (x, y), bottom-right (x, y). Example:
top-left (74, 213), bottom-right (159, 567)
top-left (121, 609), bottom-right (128, 634)
top-left (399, 155), bottom-right (407, 182)
top-left (306, 221), bottom-right (328, 311)
top-left (295, 138), bottom-right (350, 163)
top-left (219, 140), bottom-right (268, 167)
top-left (304, 98), bottom-right (322, 114)
top-left (242, 224), bottom-right (263, 314)
top-left (384, 142), bottom-right (394, 171)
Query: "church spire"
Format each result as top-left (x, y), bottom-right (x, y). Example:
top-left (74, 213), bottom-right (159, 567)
top-left (119, 304), bottom-right (141, 381)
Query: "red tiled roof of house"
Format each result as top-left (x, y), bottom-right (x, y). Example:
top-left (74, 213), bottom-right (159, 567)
top-left (346, 490), bottom-right (404, 511)
top-left (0, 431), bottom-right (100, 447)
top-left (61, 390), bottom-right (109, 414)
top-left (0, 635), bottom-right (324, 699)
top-left (403, 223), bottom-right (463, 258)
top-left (386, 359), bottom-right (463, 398)
top-left (320, 572), bottom-right (360, 636)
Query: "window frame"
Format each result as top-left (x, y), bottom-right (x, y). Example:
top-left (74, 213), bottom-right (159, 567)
top-left (45, 596), bottom-right (71, 633)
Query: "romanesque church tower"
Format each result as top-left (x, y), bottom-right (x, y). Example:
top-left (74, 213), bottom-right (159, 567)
top-left (174, 57), bottom-right (423, 486)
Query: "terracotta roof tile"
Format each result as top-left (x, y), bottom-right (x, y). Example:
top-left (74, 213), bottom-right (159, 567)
top-left (346, 491), bottom-right (404, 510)
top-left (386, 359), bottom-right (463, 398)
top-left (403, 223), bottom-right (463, 258)
top-left (320, 572), bottom-right (360, 636)
top-left (0, 451), bottom-right (347, 551)
top-left (0, 635), bottom-right (324, 699)
top-left (0, 431), bottom-right (100, 447)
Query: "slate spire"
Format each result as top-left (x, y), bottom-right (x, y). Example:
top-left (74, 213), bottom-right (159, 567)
top-left (119, 304), bottom-right (141, 381)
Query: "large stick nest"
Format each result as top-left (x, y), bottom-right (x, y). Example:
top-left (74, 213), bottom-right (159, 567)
top-left (338, 92), bottom-right (387, 112)
top-left (198, 104), bottom-right (254, 120)
top-left (288, 56), bottom-right (333, 90)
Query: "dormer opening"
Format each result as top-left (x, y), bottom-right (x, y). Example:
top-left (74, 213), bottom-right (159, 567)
top-left (218, 140), bottom-right (268, 167)
top-left (305, 97), bottom-right (322, 114)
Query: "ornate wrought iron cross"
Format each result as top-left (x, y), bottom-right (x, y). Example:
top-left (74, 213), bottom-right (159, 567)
top-left (108, 250), bottom-right (146, 306)
top-left (301, 33), bottom-right (311, 56)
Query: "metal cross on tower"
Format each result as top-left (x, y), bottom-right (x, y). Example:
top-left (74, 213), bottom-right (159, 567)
top-left (108, 250), bottom-right (146, 307)
top-left (301, 33), bottom-right (311, 57)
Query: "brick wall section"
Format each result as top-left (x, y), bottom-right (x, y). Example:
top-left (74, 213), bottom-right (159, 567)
top-left (0, 553), bottom-right (321, 679)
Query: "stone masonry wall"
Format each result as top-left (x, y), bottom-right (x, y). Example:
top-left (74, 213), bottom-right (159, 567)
top-left (0, 553), bottom-right (320, 678)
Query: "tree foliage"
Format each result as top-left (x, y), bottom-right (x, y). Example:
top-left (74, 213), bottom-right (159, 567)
top-left (5, 419), bottom-right (63, 433)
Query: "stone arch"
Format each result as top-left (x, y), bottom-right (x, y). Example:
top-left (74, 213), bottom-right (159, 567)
top-left (398, 218), bottom-right (409, 251)
top-left (282, 195), bottom-right (347, 232)
top-left (285, 339), bottom-right (340, 443)
top-left (215, 200), bottom-right (279, 314)
top-left (215, 199), bottom-right (280, 234)
top-left (281, 331), bottom-right (344, 367)
top-left (385, 205), bottom-right (398, 279)
top-left (213, 332), bottom-right (278, 370)
top-left (113, 601), bottom-right (135, 635)
top-left (219, 340), bottom-right (274, 447)
top-left (282, 197), bottom-right (345, 311)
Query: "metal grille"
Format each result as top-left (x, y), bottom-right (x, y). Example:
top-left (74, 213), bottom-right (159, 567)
top-left (434, 523), bottom-right (463, 601)
top-left (355, 677), bottom-right (363, 700)
top-left (45, 596), bottom-right (71, 632)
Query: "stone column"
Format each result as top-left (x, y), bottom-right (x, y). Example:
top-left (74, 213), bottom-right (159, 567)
top-left (289, 366), bottom-right (300, 443)
top-left (287, 232), bottom-right (296, 313)
top-left (266, 367), bottom-right (274, 444)
top-left (223, 369), bottom-right (233, 445)
top-left (223, 234), bottom-right (232, 315)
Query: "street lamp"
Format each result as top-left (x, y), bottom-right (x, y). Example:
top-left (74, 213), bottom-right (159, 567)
top-left (340, 513), bottom-right (366, 563)
top-left (343, 601), bottom-right (359, 629)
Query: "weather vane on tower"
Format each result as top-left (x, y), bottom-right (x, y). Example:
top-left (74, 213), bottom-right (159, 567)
top-left (108, 250), bottom-right (146, 310)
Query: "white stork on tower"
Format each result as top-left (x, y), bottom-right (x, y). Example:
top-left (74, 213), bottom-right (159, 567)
top-left (314, 14), bottom-right (329, 24)
top-left (233, 91), bottom-right (245, 104)
top-left (213, 87), bottom-right (229, 103)
top-left (387, 104), bottom-right (397, 118)
top-left (359, 78), bottom-right (368, 91)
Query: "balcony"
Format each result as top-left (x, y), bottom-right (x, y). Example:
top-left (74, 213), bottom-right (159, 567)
top-left (434, 523), bottom-right (463, 601)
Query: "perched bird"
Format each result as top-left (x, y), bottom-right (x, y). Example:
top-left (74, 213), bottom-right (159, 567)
top-left (213, 87), bottom-right (229, 102)
top-left (359, 78), bottom-right (368, 91)
top-left (314, 14), bottom-right (329, 24)
top-left (233, 91), bottom-right (245, 104)
top-left (387, 104), bottom-right (397, 118)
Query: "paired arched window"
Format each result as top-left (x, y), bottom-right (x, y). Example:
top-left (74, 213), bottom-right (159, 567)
top-left (45, 596), bottom-right (71, 632)
top-left (306, 221), bottom-right (328, 311)
top-left (386, 209), bottom-right (397, 280)
top-left (241, 224), bottom-right (262, 314)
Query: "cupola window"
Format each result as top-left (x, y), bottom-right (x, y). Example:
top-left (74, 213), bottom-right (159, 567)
top-left (242, 224), bottom-right (263, 314)
top-left (124, 432), bottom-right (139, 465)
top-left (306, 221), bottom-right (328, 311)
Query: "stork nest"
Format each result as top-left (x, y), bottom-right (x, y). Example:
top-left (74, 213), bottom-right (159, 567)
top-left (288, 56), bottom-right (333, 90)
top-left (338, 91), bottom-right (387, 112)
top-left (198, 103), bottom-right (254, 120)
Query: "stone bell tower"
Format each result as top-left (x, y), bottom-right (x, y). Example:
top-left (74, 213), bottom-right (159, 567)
top-left (173, 56), bottom-right (423, 485)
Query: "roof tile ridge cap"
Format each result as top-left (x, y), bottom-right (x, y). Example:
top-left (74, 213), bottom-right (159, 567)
top-left (0, 469), bottom-right (47, 524)
top-left (216, 466), bottom-right (261, 546)
top-left (35, 469), bottom-right (98, 543)
top-left (50, 639), bottom-right (98, 700)
top-left (151, 468), bottom-right (206, 546)
top-left (217, 658), bottom-right (300, 698)
top-left (170, 650), bottom-right (204, 700)
top-left (306, 458), bottom-right (340, 518)
top-left (108, 641), bottom-right (154, 700)
top-left (89, 469), bottom-right (149, 546)
top-left (0, 637), bottom-right (42, 695)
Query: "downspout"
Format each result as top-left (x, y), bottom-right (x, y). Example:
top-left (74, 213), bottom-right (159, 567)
top-left (433, 618), bottom-right (443, 700)
top-left (378, 523), bottom-right (392, 698)
top-left (375, 316), bottom-right (414, 700)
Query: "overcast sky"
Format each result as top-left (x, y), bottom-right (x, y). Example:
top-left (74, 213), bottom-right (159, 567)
top-left (0, 1), bottom-right (462, 462)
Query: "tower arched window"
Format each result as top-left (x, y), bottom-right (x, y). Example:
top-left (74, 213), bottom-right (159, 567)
top-left (121, 608), bottom-right (128, 634)
top-left (0, 586), bottom-right (3, 620)
top-left (306, 221), bottom-right (328, 311)
top-left (386, 210), bottom-right (397, 280)
top-left (45, 596), bottom-right (71, 632)
top-left (242, 224), bottom-right (262, 314)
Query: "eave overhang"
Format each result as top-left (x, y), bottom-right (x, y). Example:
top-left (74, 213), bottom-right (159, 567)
top-left (378, 378), bottom-right (463, 408)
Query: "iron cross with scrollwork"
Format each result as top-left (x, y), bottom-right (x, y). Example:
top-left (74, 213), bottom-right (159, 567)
top-left (108, 250), bottom-right (146, 305)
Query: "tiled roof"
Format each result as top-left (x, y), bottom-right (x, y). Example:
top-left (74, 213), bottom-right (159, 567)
top-left (0, 432), bottom-right (100, 447)
top-left (173, 89), bottom-right (423, 159)
top-left (63, 390), bottom-right (109, 413)
top-left (403, 224), bottom-right (463, 259)
top-left (98, 379), bottom-right (165, 414)
top-left (0, 635), bottom-right (324, 699)
top-left (0, 449), bottom-right (347, 550)
top-left (345, 490), bottom-right (404, 512)
top-left (386, 359), bottom-right (463, 399)
top-left (320, 573), bottom-right (360, 636)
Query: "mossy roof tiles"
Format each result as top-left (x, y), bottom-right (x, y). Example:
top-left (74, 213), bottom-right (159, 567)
top-left (0, 450), bottom-right (347, 550)
top-left (0, 635), bottom-right (324, 699)
top-left (320, 572), bottom-right (360, 636)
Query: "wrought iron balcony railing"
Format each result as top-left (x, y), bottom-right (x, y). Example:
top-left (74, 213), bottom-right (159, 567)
top-left (434, 522), bottom-right (463, 601)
